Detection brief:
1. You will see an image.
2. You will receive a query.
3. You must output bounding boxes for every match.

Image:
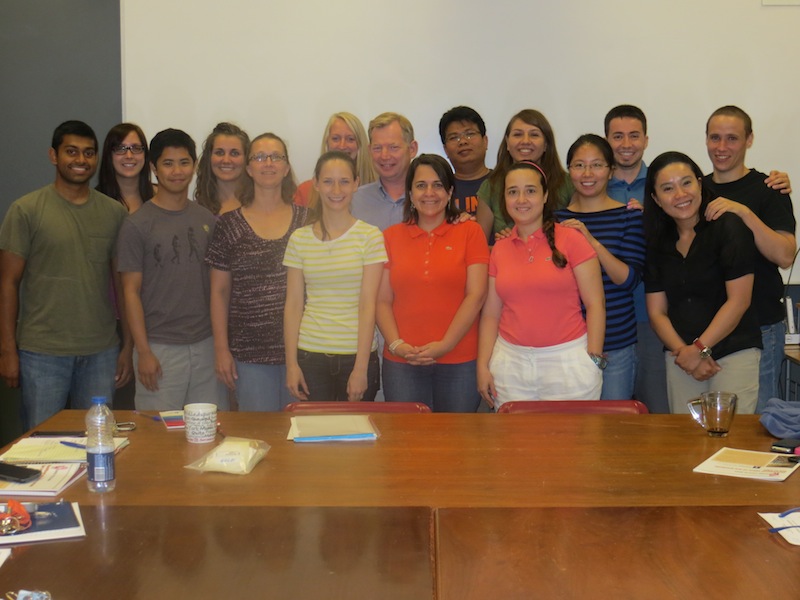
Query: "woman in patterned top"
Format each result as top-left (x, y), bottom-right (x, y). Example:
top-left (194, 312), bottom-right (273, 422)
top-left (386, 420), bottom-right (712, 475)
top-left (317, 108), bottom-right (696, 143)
top-left (206, 133), bottom-right (306, 411)
top-left (283, 151), bottom-right (387, 402)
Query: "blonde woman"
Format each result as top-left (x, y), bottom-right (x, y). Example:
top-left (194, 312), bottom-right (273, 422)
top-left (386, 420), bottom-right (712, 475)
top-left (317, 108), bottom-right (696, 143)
top-left (294, 112), bottom-right (376, 207)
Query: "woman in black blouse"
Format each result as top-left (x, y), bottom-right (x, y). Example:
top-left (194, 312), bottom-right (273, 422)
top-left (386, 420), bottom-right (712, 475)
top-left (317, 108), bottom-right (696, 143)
top-left (643, 152), bottom-right (761, 414)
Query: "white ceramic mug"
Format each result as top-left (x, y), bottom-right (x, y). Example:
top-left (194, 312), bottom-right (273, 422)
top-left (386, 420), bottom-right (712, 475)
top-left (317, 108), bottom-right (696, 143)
top-left (184, 403), bottom-right (218, 443)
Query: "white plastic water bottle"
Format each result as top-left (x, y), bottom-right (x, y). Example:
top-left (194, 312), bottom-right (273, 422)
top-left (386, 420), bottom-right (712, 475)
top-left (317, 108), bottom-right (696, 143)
top-left (86, 396), bottom-right (116, 493)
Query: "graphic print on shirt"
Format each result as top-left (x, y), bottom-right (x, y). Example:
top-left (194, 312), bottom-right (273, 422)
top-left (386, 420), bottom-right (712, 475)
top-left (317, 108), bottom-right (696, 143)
top-left (171, 235), bottom-right (181, 264)
top-left (188, 227), bottom-right (200, 262)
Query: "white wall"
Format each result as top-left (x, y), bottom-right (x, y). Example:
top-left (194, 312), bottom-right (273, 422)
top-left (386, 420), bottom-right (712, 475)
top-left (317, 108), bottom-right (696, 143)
top-left (121, 0), bottom-right (800, 270)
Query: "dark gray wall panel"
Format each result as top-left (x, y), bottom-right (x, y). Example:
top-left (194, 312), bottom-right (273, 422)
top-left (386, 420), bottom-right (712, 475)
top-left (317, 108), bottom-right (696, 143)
top-left (0, 0), bottom-right (121, 217)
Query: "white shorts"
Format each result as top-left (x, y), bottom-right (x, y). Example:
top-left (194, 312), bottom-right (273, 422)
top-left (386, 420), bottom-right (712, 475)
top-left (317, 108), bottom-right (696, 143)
top-left (489, 334), bottom-right (602, 410)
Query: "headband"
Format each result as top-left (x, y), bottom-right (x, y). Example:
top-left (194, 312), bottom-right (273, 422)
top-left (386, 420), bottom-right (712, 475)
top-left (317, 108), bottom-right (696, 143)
top-left (515, 160), bottom-right (547, 184)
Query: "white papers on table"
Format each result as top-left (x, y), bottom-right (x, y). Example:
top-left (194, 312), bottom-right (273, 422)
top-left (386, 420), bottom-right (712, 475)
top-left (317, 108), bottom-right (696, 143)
top-left (693, 447), bottom-right (800, 481)
top-left (287, 415), bottom-right (379, 442)
top-left (759, 512), bottom-right (800, 545)
top-left (0, 437), bottom-right (129, 463)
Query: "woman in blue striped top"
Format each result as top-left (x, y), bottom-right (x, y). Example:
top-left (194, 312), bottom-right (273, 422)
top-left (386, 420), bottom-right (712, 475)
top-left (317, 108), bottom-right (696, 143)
top-left (555, 134), bottom-right (645, 400)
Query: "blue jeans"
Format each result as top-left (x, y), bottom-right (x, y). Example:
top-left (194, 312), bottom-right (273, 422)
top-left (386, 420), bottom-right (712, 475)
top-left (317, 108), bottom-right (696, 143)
top-left (600, 343), bottom-right (637, 400)
top-left (633, 322), bottom-right (670, 413)
top-left (19, 346), bottom-right (119, 430)
top-left (235, 361), bottom-right (291, 412)
top-left (756, 321), bottom-right (784, 413)
top-left (382, 359), bottom-right (480, 413)
top-left (297, 350), bottom-right (380, 402)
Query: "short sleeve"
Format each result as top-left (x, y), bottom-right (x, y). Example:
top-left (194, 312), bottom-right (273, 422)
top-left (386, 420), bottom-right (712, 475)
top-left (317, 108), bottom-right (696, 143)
top-left (0, 203), bottom-right (32, 259)
top-left (463, 221), bottom-right (490, 266)
top-left (382, 223), bottom-right (402, 270)
top-left (557, 225), bottom-right (596, 268)
top-left (116, 218), bottom-right (145, 273)
top-left (718, 213), bottom-right (756, 281)
top-left (282, 228), bottom-right (305, 269)
top-left (761, 189), bottom-right (796, 234)
top-left (362, 224), bottom-right (388, 266)
top-left (644, 250), bottom-right (664, 294)
top-left (205, 214), bottom-right (235, 271)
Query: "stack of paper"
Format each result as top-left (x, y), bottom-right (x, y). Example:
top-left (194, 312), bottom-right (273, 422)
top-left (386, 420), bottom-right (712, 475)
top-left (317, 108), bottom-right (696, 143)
top-left (0, 463), bottom-right (86, 497)
top-left (287, 415), bottom-right (379, 443)
top-left (159, 410), bottom-right (185, 430)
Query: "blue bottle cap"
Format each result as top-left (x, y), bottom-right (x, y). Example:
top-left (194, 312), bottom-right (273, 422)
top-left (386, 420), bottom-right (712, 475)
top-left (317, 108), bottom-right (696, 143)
top-left (91, 396), bottom-right (108, 404)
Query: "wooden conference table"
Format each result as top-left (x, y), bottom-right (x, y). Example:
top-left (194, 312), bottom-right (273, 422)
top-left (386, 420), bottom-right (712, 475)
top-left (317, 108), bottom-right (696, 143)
top-left (1, 411), bottom-right (799, 599)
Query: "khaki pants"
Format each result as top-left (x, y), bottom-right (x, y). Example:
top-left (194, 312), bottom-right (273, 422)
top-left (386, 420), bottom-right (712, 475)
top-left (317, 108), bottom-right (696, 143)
top-left (665, 347), bottom-right (760, 415)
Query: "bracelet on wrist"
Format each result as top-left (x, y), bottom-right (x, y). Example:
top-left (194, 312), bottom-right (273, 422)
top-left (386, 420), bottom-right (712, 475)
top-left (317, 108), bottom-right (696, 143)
top-left (388, 339), bottom-right (405, 355)
top-left (588, 352), bottom-right (608, 370)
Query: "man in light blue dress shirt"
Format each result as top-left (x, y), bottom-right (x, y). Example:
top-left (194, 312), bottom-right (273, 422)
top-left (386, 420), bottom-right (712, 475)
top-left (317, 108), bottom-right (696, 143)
top-left (352, 112), bottom-right (418, 231)
top-left (604, 105), bottom-right (670, 414)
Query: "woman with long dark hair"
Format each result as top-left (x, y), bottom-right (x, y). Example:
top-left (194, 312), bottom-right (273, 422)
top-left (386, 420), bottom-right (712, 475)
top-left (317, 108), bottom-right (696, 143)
top-left (476, 109), bottom-right (572, 241)
top-left (96, 123), bottom-right (154, 212)
top-left (644, 151), bottom-right (761, 413)
top-left (478, 161), bottom-right (605, 410)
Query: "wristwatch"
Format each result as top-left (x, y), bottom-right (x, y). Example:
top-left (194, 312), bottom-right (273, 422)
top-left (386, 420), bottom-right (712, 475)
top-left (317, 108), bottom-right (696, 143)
top-left (588, 353), bottom-right (608, 370)
top-left (693, 338), bottom-right (712, 360)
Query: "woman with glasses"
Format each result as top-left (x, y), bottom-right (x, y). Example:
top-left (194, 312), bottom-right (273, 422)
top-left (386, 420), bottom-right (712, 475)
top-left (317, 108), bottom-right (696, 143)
top-left (206, 133), bottom-right (306, 411)
top-left (96, 123), bottom-right (155, 407)
top-left (97, 123), bottom-right (154, 213)
top-left (476, 109), bottom-right (573, 242)
top-left (644, 152), bottom-right (760, 414)
top-left (555, 134), bottom-right (645, 400)
top-left (294, 112), bottom-right (376, 207)
top-left (195, 122), bottom-right (250, 216)
top-left (284, 151), bottom-right (386, 403)
top-left (377, 154), bottom-right (489, 412)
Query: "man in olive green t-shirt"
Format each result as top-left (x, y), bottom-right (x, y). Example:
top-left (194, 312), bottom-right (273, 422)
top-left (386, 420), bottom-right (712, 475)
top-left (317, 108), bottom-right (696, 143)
top-left (0, 120), bottom-right (131, 429)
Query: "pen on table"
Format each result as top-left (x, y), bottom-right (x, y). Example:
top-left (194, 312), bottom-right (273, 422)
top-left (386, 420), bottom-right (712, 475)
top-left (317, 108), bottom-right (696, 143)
top-left (134, 410), bottom-right (161, 422)
top-left (30, 430), bottom-right (86, 437)
top-left (59, 441), bottom-right (87, 450)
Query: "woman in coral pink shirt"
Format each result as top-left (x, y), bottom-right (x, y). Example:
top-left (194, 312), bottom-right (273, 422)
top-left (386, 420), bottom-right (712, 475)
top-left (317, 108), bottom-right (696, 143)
top-left (478, 161), bottom-right (605, 410)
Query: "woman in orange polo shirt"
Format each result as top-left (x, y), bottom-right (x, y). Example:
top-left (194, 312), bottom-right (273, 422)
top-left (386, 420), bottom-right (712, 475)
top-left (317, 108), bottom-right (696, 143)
top-left (377, 154), bottom-right (489, 412)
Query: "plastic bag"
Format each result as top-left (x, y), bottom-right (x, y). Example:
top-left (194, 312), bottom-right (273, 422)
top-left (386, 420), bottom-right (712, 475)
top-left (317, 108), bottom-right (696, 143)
top-left (184, 437), bottom-right (270, 475)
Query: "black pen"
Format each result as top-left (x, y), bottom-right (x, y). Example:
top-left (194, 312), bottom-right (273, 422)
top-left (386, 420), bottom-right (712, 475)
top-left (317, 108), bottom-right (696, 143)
top-left (30, 431), bottom-right (86, 437)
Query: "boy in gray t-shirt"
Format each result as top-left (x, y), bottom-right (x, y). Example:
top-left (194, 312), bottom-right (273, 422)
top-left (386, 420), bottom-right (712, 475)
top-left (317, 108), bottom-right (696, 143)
top-left (117, 128), bottom-right (226, 411)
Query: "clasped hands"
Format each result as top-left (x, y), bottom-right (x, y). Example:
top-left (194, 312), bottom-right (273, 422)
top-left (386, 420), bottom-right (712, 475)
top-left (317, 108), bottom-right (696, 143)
top-left (393, 341), bottom-right (448, 366)
top-left (672, 344), bottom-right (721, 382)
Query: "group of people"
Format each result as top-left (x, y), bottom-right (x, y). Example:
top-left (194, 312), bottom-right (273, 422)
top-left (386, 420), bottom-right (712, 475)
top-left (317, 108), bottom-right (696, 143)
top-left (0, 103), bottom-right (794, 429)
